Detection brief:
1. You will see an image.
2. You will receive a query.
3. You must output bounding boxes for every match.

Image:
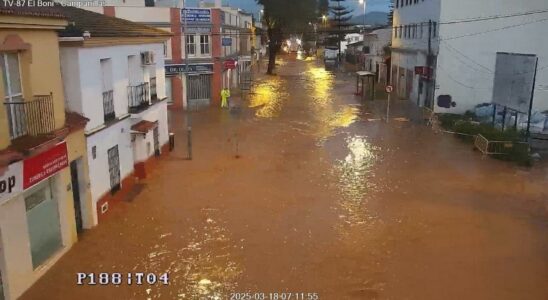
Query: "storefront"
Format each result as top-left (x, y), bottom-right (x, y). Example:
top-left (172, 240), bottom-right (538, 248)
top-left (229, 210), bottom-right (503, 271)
top-left (0, 142), bottom-right (75, 299)
top-left (165, 63), bottom-right (214, 109)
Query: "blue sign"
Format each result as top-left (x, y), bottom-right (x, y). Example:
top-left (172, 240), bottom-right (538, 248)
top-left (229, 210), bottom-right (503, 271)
top-left (181, 9), bottom-right (211, 23)
top-left (165, 63), bottom-right (214, 74)
top-left (222, 37), bottom-right (232, 46)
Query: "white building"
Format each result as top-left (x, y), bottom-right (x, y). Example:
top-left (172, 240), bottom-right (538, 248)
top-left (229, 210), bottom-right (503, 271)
top-left (341, 33), bottom-right (363, 53)
top-left (363, 27), bottom-right (392, 84)
top-left (58, 7), bottom-right (171, 221)
top-left (391, 0), bottom-right (548, 114)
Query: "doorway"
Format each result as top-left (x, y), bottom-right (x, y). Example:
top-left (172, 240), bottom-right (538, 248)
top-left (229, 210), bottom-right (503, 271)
top-left (70, 160), bottom-right (83, 234)
top-left (107, 145), bottom-right (121, 194)
top-left (153, 127), bottom-right (160, 157)
top-left (186, 74), bottom-right (212, 109)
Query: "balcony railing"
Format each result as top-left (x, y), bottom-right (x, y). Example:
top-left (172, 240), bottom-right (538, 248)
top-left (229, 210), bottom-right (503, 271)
top-left (103, 90), bottom-right (115, 122)
top-left (150, 77), bottom-right (157, 101)
top-left (4, 94), bottom-right (55, 140)
top-left (128, 82), bottom-right (150, 113)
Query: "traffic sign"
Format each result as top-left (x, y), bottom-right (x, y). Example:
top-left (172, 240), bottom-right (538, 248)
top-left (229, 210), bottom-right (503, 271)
top-left (385, 85), bottom-right (393, 93)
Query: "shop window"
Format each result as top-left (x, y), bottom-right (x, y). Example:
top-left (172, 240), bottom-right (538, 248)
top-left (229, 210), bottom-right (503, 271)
top-left (25, 180), bottom-right (62, 269)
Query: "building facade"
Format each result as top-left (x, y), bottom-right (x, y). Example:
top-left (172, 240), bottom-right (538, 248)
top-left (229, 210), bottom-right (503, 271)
top-left (57, 7), bottom-right (171, 221)
top-left (391, 0), bottom-right (548, 114)
top-left (363, 27), bottom-right (392, 84)
top-left (0, 7), bottom-right (92, 300)
top-left (84, 0), bottom-right (255, 110)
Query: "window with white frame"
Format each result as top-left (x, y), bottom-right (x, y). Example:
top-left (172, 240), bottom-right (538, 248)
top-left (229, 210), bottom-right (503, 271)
top-left (1, 52), bottom-right (23, 103)
top-left (200, 35), bottom-right (210, 55)
top-left (186, 35), bottom-right (196, 56)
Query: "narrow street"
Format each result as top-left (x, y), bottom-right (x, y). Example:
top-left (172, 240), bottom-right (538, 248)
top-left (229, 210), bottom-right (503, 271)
top-left (22, 55), bottom-right (548, 300)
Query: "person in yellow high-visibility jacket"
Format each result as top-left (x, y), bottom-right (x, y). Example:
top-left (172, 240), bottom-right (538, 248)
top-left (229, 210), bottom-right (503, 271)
top-left (221, 88), bottom-right (230, 108)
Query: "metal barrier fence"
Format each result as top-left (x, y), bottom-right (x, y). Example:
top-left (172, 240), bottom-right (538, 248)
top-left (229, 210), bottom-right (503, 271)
top-left (474, 134), bottom-right (529, 155)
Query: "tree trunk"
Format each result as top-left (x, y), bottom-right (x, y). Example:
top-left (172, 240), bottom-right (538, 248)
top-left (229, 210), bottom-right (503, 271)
top-left (267, 27), bottom-right (277, 75)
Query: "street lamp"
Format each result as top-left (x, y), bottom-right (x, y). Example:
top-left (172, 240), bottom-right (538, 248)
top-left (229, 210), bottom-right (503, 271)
top-left (359, 0), bottom-right (366, 31)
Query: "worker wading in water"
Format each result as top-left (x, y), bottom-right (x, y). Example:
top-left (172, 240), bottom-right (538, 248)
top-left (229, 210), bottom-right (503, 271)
top-left (221, 88), bottom-right (231, 108)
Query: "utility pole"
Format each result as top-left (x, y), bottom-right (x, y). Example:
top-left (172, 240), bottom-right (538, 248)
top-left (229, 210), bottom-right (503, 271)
top-left (183, 7), bottom-right (192, 160)
top-left (426, 19), bottom-right (433, 109)
top-left (526, 57), bottom-right (539, 139)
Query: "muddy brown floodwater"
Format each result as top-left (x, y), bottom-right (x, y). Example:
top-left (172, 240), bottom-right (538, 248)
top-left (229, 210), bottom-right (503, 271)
top-left (22, 55), bottom-right (548, 300)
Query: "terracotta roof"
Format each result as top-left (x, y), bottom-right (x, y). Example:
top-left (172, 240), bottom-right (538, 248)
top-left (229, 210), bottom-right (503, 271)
top-left (0, 1), bottom-right (171, 38)
top-left (65, 111), bottom-right (89, 132)
top-left (131, 120), bottom-right (157, 133)
top-left (57, 5), bottom-right (172, 38)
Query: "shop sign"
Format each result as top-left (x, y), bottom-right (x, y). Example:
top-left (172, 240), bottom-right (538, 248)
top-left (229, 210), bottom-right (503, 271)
top-left (0, 161), bottom-right (23, 205)
top-left (165, 63), bottom-right (214, 75)
top-left (181, 8), bottom-right (211, 23)
top-left (224, 59), bottom-right (237, 70)
top-left (222, 37), bottom-right (232, 46)
top-left (23, 142), bottom-right (68, 189)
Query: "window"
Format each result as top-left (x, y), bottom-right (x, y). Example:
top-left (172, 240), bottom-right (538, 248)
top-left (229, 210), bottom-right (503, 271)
top-left (200, 35), bottom-right (210, 55)
top-left (1, 52), bottom-right (23, 138)
top-left (432, 21), bottom-right (438, 37)
top-left (1, 53), bottom-right (23, 103)
top-left (25, 180), bottom-right (62, 269)
top-left (420, 23), bottom-right (424, 38)
top-left (186, 35), bottom-right (196, 56)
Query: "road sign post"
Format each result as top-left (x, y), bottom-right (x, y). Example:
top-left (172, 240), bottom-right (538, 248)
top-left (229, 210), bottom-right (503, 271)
top-left (385, 85), bottom-right (393, 122)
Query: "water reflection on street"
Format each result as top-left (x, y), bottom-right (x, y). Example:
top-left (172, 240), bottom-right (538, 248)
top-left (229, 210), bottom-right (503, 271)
top-left (22, 55), bottom-right (548, 300)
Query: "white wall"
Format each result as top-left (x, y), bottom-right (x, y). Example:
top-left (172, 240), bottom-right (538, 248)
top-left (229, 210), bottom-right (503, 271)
top-left (86, 119), bottom-right (134, 204)
top-left (435, 0), bottom-right (548, 113)
top-left (60, 43), bottom-right (166, 132)
top-left (130, 101), bottom-right (169, 162)
top-left (59, 47), bottom-right (83, 114)
top-left (114, 6), bottom-right (171, 23)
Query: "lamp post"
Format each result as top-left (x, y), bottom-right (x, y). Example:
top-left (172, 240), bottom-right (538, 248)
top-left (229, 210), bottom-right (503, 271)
top-left (359, 0), bottom-right (366, 31)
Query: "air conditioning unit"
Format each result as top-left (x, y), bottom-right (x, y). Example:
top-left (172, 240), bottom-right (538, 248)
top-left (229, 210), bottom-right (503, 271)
top-left (141, 51), bottom-right (155, 65)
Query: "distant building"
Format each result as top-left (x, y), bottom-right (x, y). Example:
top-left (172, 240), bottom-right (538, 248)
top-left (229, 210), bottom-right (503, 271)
top-left (363, 27), bottom-right (392, 84)
top-left (391, 0), bottom-right (548, 114)
top-left (82, 0), bottom-right (256, 110)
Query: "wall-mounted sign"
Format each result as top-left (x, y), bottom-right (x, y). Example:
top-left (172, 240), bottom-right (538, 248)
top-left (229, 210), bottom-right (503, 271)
top-left (222, 37), bottom-right (232, 46)
top-left (165, 63), bottom-right (214, 75)
top-left (183, 26), bottom-right (211, 34)
top-left (181, 8), bottom-right (211, 23)
top-left (23, 142), bottom-right (68, 189)
top-left (224, 59), bottom-right (237, 70)
top-left (0, 161), bottom-right (23, 205)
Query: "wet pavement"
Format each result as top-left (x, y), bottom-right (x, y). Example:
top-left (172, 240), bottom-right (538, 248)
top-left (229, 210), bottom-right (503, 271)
top-left (22, 55), bottom-right (548, 300)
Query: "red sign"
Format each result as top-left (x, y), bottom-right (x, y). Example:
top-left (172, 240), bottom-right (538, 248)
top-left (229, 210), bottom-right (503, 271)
top-left (224, 59), bottom-right (237, 70)
top-left (23, 142), bottom-right (68, 189)
top-left (415, 66), bottom-right (433, 79)
top-left (385, 85), bottom-right (394, 93)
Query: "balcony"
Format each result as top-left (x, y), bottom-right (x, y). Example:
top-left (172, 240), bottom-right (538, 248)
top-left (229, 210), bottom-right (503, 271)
top-left (128, 82), bottom-right (150, 114)
top-left (4, 94), bottom-right (55, 140)
top-left (103, 90), bottom-right (115, 122)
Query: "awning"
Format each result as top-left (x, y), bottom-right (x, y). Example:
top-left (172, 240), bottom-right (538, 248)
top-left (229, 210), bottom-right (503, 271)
top-left (356, 71), bottom-right (375, 77)
top-left (131, 120), bottom-right (157, 134)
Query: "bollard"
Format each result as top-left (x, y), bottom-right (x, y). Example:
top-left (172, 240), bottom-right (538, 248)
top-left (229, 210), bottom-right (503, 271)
top-left (169, 132), bottom-right (175, 151)
top-left (187, 127), bottom-right (192, 160)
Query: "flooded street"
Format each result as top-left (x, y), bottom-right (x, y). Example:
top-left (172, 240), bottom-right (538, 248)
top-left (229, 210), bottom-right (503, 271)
top-left (22, 56), bottom-right (548, 300)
